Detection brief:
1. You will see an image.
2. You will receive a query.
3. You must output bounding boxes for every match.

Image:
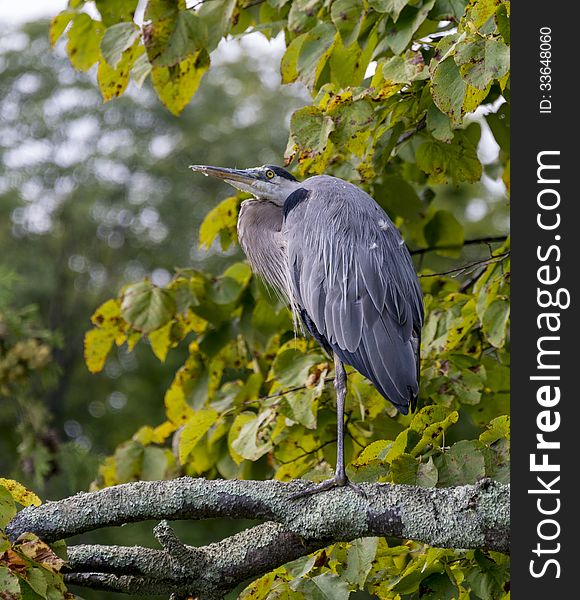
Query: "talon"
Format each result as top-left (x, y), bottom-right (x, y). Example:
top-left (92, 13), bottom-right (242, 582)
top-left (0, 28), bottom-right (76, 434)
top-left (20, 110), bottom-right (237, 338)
top-left (290, 476), bottom-right (366, 499)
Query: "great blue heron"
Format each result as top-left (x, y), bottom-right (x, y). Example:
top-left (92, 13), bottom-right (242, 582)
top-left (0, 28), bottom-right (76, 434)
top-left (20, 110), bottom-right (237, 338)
top-left (191, 164), bottom-right (423, 494)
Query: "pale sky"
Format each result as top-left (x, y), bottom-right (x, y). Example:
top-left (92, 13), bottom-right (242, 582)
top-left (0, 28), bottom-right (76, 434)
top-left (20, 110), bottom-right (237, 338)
top-left (0, 1), bottom-right (67, 24)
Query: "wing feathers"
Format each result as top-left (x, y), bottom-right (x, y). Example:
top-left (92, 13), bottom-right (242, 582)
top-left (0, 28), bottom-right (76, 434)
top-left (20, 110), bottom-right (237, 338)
top-left (285, 175), bottom-right (423, 413)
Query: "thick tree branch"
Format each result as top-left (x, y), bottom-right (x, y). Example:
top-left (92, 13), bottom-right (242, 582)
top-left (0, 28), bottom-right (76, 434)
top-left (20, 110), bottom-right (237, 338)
top-left (7, 477), bottom-right (509, 597)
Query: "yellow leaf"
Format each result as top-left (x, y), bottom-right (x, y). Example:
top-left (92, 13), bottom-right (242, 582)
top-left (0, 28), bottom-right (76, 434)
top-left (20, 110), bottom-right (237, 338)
top-left (164, 384), bottom-right (195, 425)
top-left (178, 408), bottom-right (218, 464)
top-left (49, 11), bottom-right (75, 47)
top-left (84, 327), bottom-right (116, 374)
top-left (198, 195), bottom-right (240, 250)
top-left (97, 42), bottom-right (143, 102)
top-left (97, 456), bottom-right (118, 487)
top-left (153, 420), bottom-right (177, 442)
top-left (0, 478), bottom-right (41, 507)
top-left (228, 412), bottom-right (256, 464)
top-left (151, 50), bottom-right (210, 116)
top-left (148, 320), bottom-right (174, 362)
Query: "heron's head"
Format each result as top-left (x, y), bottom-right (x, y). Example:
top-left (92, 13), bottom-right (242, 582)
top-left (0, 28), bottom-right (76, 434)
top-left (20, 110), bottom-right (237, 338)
top-left (189, 164), bottom-right (300, 205)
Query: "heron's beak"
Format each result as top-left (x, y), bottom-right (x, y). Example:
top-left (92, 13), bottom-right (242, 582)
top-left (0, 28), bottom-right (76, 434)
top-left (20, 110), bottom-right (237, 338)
top-left (190, 164), bottom-right (285, 202)
top-left (189, 165), bottom-right (260, 186)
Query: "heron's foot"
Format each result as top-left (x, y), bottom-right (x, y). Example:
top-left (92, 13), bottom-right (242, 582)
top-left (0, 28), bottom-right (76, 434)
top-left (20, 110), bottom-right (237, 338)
top-left (290, 475), bottom-right (366, 499)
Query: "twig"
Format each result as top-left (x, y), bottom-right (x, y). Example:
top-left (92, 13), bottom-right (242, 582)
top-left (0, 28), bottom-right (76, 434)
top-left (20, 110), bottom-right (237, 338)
top-left (410, 236), bottom-right (508, 256)
top-left (419, 250), bottom-right (510, 279)
top-left (395, 118), bottom-right (426, 146)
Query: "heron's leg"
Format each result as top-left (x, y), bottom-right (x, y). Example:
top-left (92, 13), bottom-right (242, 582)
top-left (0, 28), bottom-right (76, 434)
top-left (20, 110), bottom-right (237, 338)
top-left (290, 354), bottom-right (365, 498)
top-left (333, 353), bottom-right (347, 485)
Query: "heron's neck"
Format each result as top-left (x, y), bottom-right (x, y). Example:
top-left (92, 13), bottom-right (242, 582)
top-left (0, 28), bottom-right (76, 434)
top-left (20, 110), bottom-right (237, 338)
top-left (237, 199), bottom-right (293, 304)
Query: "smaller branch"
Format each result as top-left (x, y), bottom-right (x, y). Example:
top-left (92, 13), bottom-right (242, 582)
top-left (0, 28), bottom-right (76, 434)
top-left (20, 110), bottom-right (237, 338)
top-left (395, 119), bottom-right (426, 146)
top-left (222, 375), bottom-right (334, 418)
top-left (420, 250), bottom-right (510, 279)
top-left (277, 438), bottom-right (337, 466)
top-left (154, 520), bottom-right (205, 571)
top-left (410, 236), bottom-right (508, 256)
top-left (64, 572), bottom-right (171, 595)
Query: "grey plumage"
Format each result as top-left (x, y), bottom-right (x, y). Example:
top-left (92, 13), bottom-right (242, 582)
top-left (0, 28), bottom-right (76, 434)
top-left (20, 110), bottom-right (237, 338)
top-left (285, 175), bottom-right (423, 414)
top-left (190, 163), bottom-right (423, 492)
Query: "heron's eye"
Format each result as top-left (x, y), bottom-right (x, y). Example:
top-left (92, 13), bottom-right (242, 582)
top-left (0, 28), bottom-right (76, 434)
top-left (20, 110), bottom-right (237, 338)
top-left (266, 169), bottom-right (275, 179)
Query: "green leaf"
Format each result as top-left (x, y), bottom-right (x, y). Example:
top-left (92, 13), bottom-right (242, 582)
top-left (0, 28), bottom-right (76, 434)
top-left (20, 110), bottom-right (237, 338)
top-left (100, 22), bottom-right (140, 68)
top-left (311, 572), bottom-right (350, 600)
top-left (423, 210), bottom-right (464, 255)
top-left (465, 550), bottom-right (510, 600)
top-left (416, 138), bottom-right (482, 183)
top-left (121, 280), bottom-right (176, 333)
top-left (151, 50), bottom-right (210, 116)
top-left (417, 456), bottom-right (439, 487)
top-left (95, 0), bottom-right (139, 26)
top-left (482, 298), bottom-right (510, 348)
top-left (142, 447), bottom-right (171, 479)
top-left (429, 0), bottom-right (469, 21)
top-left (343, 537), bottom-right (379, 587)
top-left (0, 485), bottom-right (16, 528)
top-left (435, 440), bottom-right (487, 486)
top-left (486, 102), bottom-right (510, 152)
top-left (0, 566), bottom-right (20, 597)
top-left (199, 196), bottom-right (240, 250)
top-left (239, 571), bottom-right (280, 600)
top-left (230, 410), bottom-right (275, 462)
top-left (198, 0), bottom-right (237, 51)
top-left (131, 51), bottom-right (152, 87)
top-left (67, 13), bottom-right (104, 71)
top-left (145, 9), bottom-right (207, 67)
top-left (178, 408), bottom-right (218, 463)
top-left (464, 0), bottom-right (501, 30)
top-left (281, 33), bottom-right (307, 84)
top-left (331, 0), bottom-right (365, 47)
top-left (271, 348), bottom-right (323, 388)
top-left (296, 22), bottom-right (337, 90)
top-left (409, 406), bottom-right (459, 456)
top-left (23, 567), bottom-right (48, 598)
top-left (390, 453), bottom-right (419, 484)
top-left (382, 51), bottom-right (428, 83)
top-left (114, 441), bottom-right (144, 482)
top-left (430, 56), bottom-right (465, 125)
top-left (495, 3), bottom-right (510, 45)
top-left (480, 415), bottom-right (510, 445)
top-left (426, 102), bottom-right (453, 142)
top-left (287, 106), bottom-right (334, 161)
top-left (418, 572), bottom-right (460, 600)
top-left (328, 98), bottom-right (374, 157)
top-left (374, 175), bottom-right (423, 222)
top-left (369, 0), bottom-right (410, 21)
top-left (282, 388), bottom-right (319, 429)
top-left (455, 37), bottom-right (510, 90)
top-left (386, 0), bottom-right (436, 55)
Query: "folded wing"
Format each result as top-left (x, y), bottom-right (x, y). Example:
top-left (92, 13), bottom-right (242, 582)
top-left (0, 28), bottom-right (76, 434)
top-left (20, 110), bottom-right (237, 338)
top-left (284, 176), bottom-right (423, 414)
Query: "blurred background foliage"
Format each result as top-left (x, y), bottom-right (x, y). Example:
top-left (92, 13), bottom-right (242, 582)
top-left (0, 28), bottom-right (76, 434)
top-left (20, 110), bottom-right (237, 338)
top-left (1, 21), bottom-right (307, 598)
top-left (0, 20), bottom-right (309, 491)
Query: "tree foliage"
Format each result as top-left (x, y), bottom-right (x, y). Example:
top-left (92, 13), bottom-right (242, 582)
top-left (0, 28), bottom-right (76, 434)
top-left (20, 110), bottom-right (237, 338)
top-left (3, 0), bottom-right (511, 598)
